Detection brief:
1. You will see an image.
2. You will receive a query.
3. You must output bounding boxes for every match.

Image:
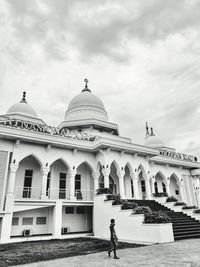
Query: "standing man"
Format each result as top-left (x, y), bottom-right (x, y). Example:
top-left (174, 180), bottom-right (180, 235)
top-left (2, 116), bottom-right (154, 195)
top-left (108, 218), bottom-right (120, 259)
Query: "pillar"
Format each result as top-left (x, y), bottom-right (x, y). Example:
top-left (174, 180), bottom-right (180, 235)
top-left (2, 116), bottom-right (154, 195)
top-left (69, 170), bottom-right (76, 200)
top-left (151, 177), bottom-right (155, 195)
top-left (40, 167), bottom-right (50, 200)
top-left (2, 163), bottom-right (18, 243)
top-left (52, 200), bottom-right (62, 239)
top-left (117, 170), bottom-right (125, 198)
top-left (178, 181), bottom-right (185, 202)
top-left (92, 171), bottom-right (100, 194)
top-left (131, 172), bottom-right (140, 199)
top-left (145, 175), bottom-right (152, 200)
top-left (166, 178), bottom-right (170, 197)
top-left (5, 163), bottom-right (18, 212)
top-left (102, 168), bottom-right (110, 189)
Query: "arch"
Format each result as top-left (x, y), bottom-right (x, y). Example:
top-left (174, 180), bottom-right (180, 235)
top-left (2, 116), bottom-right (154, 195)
top-left (76, 161), bottom-right (95, 174)
top-left (110, 160), bottom-right (120, 173)
top-left (155, 171), bottom-right (167, 184)
top-left (138, 164), bottom-right (146, 177)
top-left (124, 162), bottom-right (133, 174)
top-left (170, 173), bottom-right (180, 184)
top-left (49, 158), bottom-right (71, 171)
top-left (18, 153), bottom-right (43, 167)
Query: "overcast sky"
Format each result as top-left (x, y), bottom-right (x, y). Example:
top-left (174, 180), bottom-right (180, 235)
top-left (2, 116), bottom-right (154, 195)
top-left (0, 0), bottom-right (200, 156)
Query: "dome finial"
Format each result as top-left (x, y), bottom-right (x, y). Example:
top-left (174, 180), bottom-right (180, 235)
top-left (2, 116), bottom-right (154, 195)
top-left (20, 91), bottom-right (27, 103)
top-left (150, 127), bottom-right (155, 136)
top-left (82, 78), bottom-right (91, 92)
top-left (146, 122), bottom-right (149, 135)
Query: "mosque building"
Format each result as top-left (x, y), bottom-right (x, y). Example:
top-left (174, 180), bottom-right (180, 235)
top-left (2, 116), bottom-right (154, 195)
top-left (0, 79), bottom-right (200, 243)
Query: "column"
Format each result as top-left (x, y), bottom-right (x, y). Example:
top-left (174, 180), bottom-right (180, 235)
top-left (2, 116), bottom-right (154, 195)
top-left (151, 177), bottom-right (155, 195)
top-left (131, 172), bottom-right (140, 199)
top-left (117, 170), bottom-right (125, 198)
top-left (166, 178), bottom-right (170, 197)
top-left (178, 181), bottom-right (185, 202)
top-left (69, 170), bottom-right (76, 200)
top-left (145, 175), bottom-right (152, 200)
top-left (2, 163), bottom-right (18, 243)
top-left (102, 168), bottom-right (110, 188)
top-left (92, 171), bottom-right (100, 194)
top-left (52, 200), bottom-right (62, 239)
top-left (5, 163), bottom-right (18, 212)
top-left (40, 167), bottom-right (50, 200)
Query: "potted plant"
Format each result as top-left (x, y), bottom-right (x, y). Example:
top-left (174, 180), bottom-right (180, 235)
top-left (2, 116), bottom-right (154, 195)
top-left (133, 206), bottom-right (152, 215)
top-left (144, 211), bottom-right (171, 224)
top-left (96, 188), bottom-right (112, 195)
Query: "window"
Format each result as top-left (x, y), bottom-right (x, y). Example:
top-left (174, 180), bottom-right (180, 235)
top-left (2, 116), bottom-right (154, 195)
top-left (23, 170), bottom-right (33, 198)
top-left (162, 183), bottom-right (166, 193)
top-left (131, 179), bottom-right (134, 197)
top-left (175, 190), bottom-right (179, 195)
top-left (36, 217), bottom-right (47, 225)
top-left (12, 217), bottom-right (19, 226)
top-left (75, 174), bottom-right (81, 190)
top-left (77, 206), bottom-right (85, 214)
top-left (65, 207), bottom-right (74, 214)
top-left (59, 172), bottom-right (66, 199)
top-left (22, 217), bottom-right (33, 225)
top-left (141, 180), bottom-right (146, 193)
top-left (154, 182), bottom-right (158, 194)
top-left (46, 172), bottom-right (51, 196)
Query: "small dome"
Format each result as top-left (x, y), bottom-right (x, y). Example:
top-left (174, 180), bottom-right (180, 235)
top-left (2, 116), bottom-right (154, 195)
top-left (145, 135), bottom-right (165, 148)
top-left (144, 127), bottom-right (165, 148)
top-left (6, 92), bottom-right (37, 118)
top-left (65, 80), bottom-right (108, 121)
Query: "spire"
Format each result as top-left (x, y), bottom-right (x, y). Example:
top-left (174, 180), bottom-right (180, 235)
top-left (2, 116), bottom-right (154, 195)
top-left (20, 91), bottom-right (27, 103)
top-left (150, 127), bottom-right (155, 136)
top-left (146, 121), bottom-right (149, 135)
top-left (145, 121), bottom-right (150, 140)
top-left (82, 78), bottom-right (91, 92)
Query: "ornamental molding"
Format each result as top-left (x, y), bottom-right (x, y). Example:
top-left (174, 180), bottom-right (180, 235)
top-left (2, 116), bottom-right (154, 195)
top-left (0, 116), bottom-right (99, 142)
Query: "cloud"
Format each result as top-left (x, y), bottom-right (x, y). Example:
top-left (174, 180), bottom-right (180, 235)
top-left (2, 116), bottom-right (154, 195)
top-left (0, 0), bottom-right (200, 157)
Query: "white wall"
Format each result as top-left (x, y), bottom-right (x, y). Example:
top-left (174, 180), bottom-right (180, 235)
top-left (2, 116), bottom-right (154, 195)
top-left (62, 206), bottom-right (92, 232)
top-left (124, 175), bottom-right (132, 198)
top-left (11, 207), bottom-right (53, 236)
top-left (93, 195), bottom-right (174, 243)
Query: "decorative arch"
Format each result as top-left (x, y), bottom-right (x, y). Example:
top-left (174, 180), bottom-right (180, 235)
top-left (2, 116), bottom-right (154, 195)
top-left (124, 162), bottom-right (133, 174)
top-left (17, 153), bottom-right (43, 167)
top-left (110, 160), bottom-right (120, 173)
top-left (138, 164), bottom-right (146, 177)
top-left (155, 171), bottom-right (167, 184)
top-left (49, 158), bottom-right (71, 171)
top-left (76, 161), bottom-right (95, 174)
top-left (170, 173), bottom-right (180, 184)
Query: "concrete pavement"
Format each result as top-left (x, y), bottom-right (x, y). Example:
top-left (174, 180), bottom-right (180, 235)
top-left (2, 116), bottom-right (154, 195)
top-left (15, 239), bottom-right (200, 267)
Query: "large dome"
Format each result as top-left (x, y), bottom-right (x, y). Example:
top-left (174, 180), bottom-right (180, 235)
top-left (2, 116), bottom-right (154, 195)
top-left (6, 92), bottom-right (37, 118)
top-left (65, 80), bottom-right (108, 121)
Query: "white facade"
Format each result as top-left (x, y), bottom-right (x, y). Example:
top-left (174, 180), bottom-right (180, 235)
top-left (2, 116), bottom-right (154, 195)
top-left (0, 84), bottom-right (200, 243)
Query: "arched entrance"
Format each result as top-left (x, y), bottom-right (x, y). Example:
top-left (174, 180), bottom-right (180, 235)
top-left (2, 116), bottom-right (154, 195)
top-left (15, 155), bottom-right (42, 199)
top-left (138, 167), bottom-right (146, 199)
top-left (76, 162), bottom-right (94, 201)
top-left (154, 172), bottom-right (167, 194)
top-left (49, 159), bottom-right (69, 199)
top-left (169, 174), bottom-right (180, 200)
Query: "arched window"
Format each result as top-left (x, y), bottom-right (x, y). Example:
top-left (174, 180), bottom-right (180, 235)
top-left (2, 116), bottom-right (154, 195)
top-left (162, 182), bottom-right (166, 193)
top-left (131, 179), bottom-right (134, 197)
top-left (154, 181), bottom-right (158, 194)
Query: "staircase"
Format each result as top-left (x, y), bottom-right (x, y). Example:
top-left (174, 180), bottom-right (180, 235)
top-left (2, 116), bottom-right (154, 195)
top-left (129, 199), bottom-right (200, 240)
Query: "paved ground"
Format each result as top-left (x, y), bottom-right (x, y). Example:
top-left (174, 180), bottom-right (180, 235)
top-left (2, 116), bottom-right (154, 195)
top-left (15, 239), bottom-right (200, 267)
